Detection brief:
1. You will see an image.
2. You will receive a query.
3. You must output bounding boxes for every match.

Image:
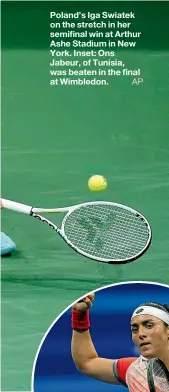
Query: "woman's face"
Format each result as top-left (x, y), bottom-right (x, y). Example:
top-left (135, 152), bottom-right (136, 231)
top-left (131, 314), bottom-right (169, 359)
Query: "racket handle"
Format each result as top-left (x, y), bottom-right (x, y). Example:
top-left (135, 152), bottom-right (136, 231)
top-left (1, 198), bottom-right (32, 215)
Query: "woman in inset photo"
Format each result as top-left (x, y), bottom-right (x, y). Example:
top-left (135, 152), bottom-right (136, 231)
top-left (33, 282), bottom-right (169, 392)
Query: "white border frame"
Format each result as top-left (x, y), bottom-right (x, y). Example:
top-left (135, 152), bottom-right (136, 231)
top-left (31, 280), bottom-right (169, 391)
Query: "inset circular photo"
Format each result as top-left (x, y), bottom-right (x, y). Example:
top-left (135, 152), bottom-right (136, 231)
top-left (32, 282), bottom-right (169, 392)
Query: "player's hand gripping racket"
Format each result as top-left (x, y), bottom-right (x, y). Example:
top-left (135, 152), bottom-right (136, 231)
top-left (147, 358), bottom-right (169, 392)
top-left (1, 198), bottom-right (152, 264)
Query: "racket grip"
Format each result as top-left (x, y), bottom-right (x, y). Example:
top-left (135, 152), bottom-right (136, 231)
top-left (1, 198), bottom-right (32, 215)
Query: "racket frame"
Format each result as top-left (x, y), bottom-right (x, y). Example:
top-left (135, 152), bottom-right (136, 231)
top-left (2, 199), bottom-right (152, 264)
top-left (60, 201), bottom-right (152, 264)
top-left (147, 358), bottom-right (169, 392)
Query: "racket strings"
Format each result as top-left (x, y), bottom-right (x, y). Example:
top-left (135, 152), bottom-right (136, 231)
top-left (148, 359), bottom-right (169, 392)
top-left (153, 363), bottom-right (169, 391)
top-left (63, 204), bottom-right (150, 260)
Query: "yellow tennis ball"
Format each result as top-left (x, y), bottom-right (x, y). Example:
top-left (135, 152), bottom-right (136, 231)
top-left (88, 175), bottom-right (107, 192)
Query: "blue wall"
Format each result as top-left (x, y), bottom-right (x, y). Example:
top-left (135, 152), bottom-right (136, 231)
top-left (34, 283), bottom-right (169, 392)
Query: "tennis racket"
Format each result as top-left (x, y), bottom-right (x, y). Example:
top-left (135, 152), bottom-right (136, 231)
top-left (147, 358), bottom-right (169, 392)
top-left (1, 198), bottom-right (152, 264)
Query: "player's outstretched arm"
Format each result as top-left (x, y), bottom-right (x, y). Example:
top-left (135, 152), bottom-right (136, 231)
top-left (71, 294), bottom-right (119, 385)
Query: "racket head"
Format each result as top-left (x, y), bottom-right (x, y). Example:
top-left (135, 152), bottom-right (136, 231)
top-left (147, 358), bottom-right (169, 392)
top-left (60, 201), bottom-right (152, 264)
